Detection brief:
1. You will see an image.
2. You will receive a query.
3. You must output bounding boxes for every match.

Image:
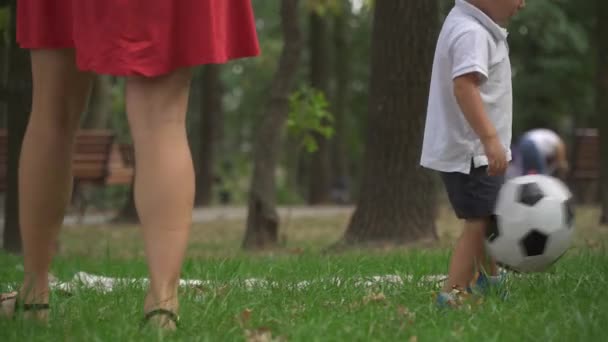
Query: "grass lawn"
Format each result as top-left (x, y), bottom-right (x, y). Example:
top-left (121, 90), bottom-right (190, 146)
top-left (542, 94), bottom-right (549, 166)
top-left (1, 205), bottom-right (607, 341)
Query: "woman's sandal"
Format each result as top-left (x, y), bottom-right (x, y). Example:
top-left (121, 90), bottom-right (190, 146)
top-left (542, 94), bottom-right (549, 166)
top-left (1, 292), bottom-right (50, 320)
top-left (141, 308), bottom-right (180, 330)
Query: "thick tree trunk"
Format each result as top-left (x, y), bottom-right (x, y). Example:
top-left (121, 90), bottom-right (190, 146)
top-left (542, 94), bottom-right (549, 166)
top-left (3, 0), bottom-right (31, 254)
top-left (342, 0), bottom-right (440, 245)
top-left (599, 0), bottom-right (608, 225)
top-left (195, 65), bottom-right (222, 206)
top-left (242, 0), bottom-right (302, 250)
top-left (0, 21), bottom-right (8, 128)
top-left (330, 1), bottom-right (351, 204)
top-left (307, 10), bottom-right (332, 205)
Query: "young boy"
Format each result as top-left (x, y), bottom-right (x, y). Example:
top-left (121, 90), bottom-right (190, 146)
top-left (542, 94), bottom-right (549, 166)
top-left (420, 0), bottom-right (526, 306)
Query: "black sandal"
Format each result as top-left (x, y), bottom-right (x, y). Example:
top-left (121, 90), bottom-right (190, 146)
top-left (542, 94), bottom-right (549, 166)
top-left (1, 292), bottom-right (50, 319)
top-left (141, 308), bottom-right (180, 329)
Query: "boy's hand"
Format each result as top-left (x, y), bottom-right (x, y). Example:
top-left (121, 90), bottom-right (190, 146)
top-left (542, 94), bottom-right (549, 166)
top-left (482, 134), bottom-right (507, 176)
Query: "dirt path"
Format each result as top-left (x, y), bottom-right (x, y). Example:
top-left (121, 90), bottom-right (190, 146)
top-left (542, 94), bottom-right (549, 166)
top-left (0, 205), bottom-right (355, 226)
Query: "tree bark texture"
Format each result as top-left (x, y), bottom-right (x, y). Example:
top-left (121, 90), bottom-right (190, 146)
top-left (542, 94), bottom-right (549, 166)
top-left (308, 10), bottom-right (332, 204)
top-left (598, 0), bottom-right (608, 224)
top-left (195, 65), bottom-right (223, 206)
top-left (342, 0), bottom-right (440, 245)
top-left (242, 0), bottom-right (302, 249)
top-left (330, 2), bottom-right (351, 204)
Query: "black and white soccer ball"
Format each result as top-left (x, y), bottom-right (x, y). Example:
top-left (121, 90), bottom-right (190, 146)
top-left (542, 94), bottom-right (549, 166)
top-left (485, 174), bottom-right (575, 273)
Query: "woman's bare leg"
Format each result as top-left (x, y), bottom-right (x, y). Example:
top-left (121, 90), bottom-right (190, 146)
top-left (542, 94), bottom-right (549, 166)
top-left (125, 68), bottom-right (194, 329)
top-left (1, 49), bottom-right (93, 320)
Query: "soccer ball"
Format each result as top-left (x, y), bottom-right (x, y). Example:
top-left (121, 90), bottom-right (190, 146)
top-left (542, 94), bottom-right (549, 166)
top-left (485, 174), bottom-right (575, 273)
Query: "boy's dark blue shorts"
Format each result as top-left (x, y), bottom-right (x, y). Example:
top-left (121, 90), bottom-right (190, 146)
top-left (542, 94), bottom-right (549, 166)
top-left (439, 162), bottom-right (505, 220)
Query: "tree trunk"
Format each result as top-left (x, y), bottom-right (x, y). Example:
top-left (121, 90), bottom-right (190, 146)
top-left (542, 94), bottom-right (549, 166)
top-left (195, 65), bottom-right (222, 206)
top-left (0, 16), bottom-right (9, 128)
top-left (3, 0), bottom-right (31, 254)
top-left (307, 10), bottom-right (332, 205)
top-left (598, 0), bottom-right (608, 225)
top-left (242, 0), bottom-right (302, 250)
top-left (81, 75), bottom-right (112, 129)
top-left (341, 0), bottom-right (440, 245)
top-left (330, 1), bottom-right (351, 204)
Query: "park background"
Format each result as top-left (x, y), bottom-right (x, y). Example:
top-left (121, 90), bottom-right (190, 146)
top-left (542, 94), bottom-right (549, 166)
top-left (0, 1), bottom-right (607, 341)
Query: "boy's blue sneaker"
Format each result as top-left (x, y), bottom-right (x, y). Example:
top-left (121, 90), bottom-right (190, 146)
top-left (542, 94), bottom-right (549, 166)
top-left (435, 287), bottom-right (470, 309)
top-left (468, 272), bottom-right (509, 299)
top-left (436, 291), bottom-right (457, 309)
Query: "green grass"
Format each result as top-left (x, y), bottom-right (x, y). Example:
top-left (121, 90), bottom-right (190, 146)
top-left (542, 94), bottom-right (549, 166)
top-left (1, 206), bottom-right (607, 341)
top-left (1, 250), bottom-right (608, 341)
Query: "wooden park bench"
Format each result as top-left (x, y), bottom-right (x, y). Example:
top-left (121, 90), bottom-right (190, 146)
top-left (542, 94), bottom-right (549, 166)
top-left (0, 129), bottom-right (134, 218)
top-left (568, 128), bottom-right (601, 203)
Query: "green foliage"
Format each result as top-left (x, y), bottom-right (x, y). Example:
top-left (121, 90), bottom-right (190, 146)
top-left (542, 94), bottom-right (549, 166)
top-left (0, 6), bottom-right (10, 46)
top-left (287, 85), bottom-right (335, 153)
top-left (508, 0), bottom-right (595, 136)
top-left (307, 0), bottom-right (343, 16)
top-left (0, 7), bottom-right (8, 30)
top-left (27, 0), bottom-right (596, 207)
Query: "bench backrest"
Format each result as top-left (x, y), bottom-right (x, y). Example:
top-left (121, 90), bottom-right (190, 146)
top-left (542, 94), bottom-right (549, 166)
top-left (72, 130), bottom-right (115, 183)
top-left (570, 128), bottom-right (600, 180)
top-left (0, 129), bottom-right (133, 191)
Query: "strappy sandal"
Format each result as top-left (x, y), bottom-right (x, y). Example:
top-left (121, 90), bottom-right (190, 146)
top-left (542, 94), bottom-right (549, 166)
top-left (1, 292), bottom-right (50, 320)
top-left (141, 308), bottom-right (180, 330)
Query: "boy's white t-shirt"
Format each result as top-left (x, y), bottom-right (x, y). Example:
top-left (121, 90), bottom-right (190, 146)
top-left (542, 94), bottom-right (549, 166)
top-left (420, 0), bottom-right (513, 174)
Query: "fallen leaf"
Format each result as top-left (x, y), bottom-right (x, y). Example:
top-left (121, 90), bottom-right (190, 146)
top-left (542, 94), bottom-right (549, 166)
top-left (363, 292), bottom-right (386, 304)
top-left (586, 239), bottom-right (601, 249)
top-left (348, 301), bottom-right (362, 310)
top-left (408, 336), bottom-right (418, 342)
top-left (245, 327), bottom-right (286, 342)
top-left (451, 325), bottom-right (465, 338)
top-left (287, 247), bottom-right (304, 255)
top-left (322, 301), bottom-right (337, 307)
top-left (245, 327), bottom-right (276, 342)
top-left (216, 284), bottom-right (231, 297)
top-left (397, 305), bottom-right (416, 323)
top-left (183, 284), bottom-right (208, 298)
top-left (48, 273), bottom-right (58, 283)
top-left (238, 308), bottom-right (253, 327)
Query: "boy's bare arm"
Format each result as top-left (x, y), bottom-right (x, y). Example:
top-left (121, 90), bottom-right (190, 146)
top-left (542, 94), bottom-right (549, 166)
top-left (453, 73), bottom-right (507, 176)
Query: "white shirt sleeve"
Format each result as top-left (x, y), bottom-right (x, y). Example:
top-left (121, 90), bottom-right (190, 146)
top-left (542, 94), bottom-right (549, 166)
top-left (450, 28), bottom-right (491, 82)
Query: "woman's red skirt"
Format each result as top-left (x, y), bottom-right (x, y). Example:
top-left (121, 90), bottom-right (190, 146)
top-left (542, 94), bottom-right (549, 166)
top-left (17, 0), bottom-right (261, 76)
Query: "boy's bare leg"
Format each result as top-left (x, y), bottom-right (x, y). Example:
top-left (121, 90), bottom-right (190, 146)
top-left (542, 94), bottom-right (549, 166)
top-left (442, 218), bottom-right (486, 292)
top-left (479, 248), bottom-right (498, 277)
